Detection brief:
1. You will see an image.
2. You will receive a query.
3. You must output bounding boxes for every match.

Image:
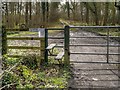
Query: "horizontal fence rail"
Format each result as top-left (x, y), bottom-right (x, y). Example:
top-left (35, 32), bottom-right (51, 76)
top-left (48, 37), bottom-right (64, 39)
top-left (70, 36), bottom-right (120, 38)
top-left (6, 28), bottom-right (29, 31)
top-left (7, 55), bottom-right (44, 59)
top-left (70, 44), bottom-right (120, 47)
top-left (46, 28), bottom-right (64, 30)
top-left (70, 26), bottom-right (120, 28)
top-left (70, 61), bottom-right (120, 64)
top-left (7, 37), bottom-right (45, 40)
top-left (70, 52), bottom-right (120, 55)
top-left (8, 46), bottom-right (44, 50)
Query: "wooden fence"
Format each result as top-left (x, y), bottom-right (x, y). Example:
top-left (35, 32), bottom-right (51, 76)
top-left (2, 26), bottom-right (45, 66)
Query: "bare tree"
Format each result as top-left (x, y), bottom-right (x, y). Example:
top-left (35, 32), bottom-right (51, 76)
top-left (25, 2), bottom-right (28, 26)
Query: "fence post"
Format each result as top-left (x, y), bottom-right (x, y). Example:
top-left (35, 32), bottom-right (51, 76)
top-left (40, 38), bottom-right (45, 65)
top-left (2, 26), bottom-right (7, 55)
top-left (64, 25), bottom-right (70, 66)
top-left (45, 29), bottom-right (48, 63)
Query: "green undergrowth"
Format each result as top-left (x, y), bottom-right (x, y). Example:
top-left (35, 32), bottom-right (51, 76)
top-left (2, 55), bottom-right (71, 89)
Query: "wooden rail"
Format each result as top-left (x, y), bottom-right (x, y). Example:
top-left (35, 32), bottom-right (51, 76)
top-left (8, 46), bottom-right (44, 50)
top-left (2, 27), bottom-right (45, 66)
top-left (7, 37), bottom-right (45, 40)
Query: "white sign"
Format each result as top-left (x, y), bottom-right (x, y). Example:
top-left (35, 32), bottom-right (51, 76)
top-left (29, 28), bottom-right (45, 37)
top-left (38, 28), bottom-right (45, 37)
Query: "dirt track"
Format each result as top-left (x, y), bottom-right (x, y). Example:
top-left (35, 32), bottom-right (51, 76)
top-left (68, 29), bottom-right (120, 89)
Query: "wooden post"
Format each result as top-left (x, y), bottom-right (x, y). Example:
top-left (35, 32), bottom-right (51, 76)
top-left (39, 38), bottom-right (45, 66)
top-left (64, 25), bottom-right (70, 66)
top-left (45, 29), bottom-right (48, 63)
top-left (2, 26), bottom-right (7, 55)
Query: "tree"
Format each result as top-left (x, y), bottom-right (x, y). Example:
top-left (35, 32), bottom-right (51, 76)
top-left (46, 2), bottom-right (49, 22)
top-left (29, 2), bottom-right (32, 21)
top-left (25, 2), bottom-right (29, 26)
top-left (83, 2), bottom-right (99, 25)
top-left (49, 2), bottom-right (60, 22)
top-left (41, 2), bottom-right (46, 22)
top-left (103, 2), bottom-right (109, 25)
top-left (66, 1), bottom-right (70, 19)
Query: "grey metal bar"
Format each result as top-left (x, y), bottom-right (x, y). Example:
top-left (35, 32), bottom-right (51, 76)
top-left (70, 52), bottom-right (120, 55)
top-left (70, 36), bottom-right (120, 38)
top-left (70, 26), bottom-right (120, 28)
top-left (47, 28), bottom-right (64, 30)
top-left (70, 44), bottom-right (120, 47)
top-left (48, 37), bottom-right (64, 39)
top-left (107, 28), bottom-right (109, 63)
top-left (70, 61), bottom-right (120, 64)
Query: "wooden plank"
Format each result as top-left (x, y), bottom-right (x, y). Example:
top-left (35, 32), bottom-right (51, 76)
top-left (7, 55), bottom-right (44, 59)
top-left (8, 46), bottom-right (44, 50)
top-left (7, 37), bottom-right (45, 40)
top-left (6, 28), bottom-right (29, 31)
top-left (46, 44), bottom-right (56, 50)
top-left (55, 52), bottom-right (64, 60)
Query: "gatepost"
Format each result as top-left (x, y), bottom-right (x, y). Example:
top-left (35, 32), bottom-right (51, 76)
top-left (64, 25), bottom-right (70, 66)
top-left (29, 28), bottom-right (45, 66)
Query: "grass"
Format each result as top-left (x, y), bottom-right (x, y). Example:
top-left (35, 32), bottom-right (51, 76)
top-left (2, 55), bottom-right (71, 89)
top-left (7, 21), bottom-right (64, 37)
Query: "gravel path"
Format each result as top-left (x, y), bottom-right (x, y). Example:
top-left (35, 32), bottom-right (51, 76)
top-left (68, 29), bottom-right (120, 89)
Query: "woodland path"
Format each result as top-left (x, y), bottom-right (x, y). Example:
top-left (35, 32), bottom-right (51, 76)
top-left (50, 28), bottom-right (120, 89)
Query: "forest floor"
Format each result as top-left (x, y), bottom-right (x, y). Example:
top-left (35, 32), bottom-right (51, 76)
top-left (7, 27), bottom-right (120, 89)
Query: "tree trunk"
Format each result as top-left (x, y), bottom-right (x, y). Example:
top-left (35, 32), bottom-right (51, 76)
top-left (66, 1), bottom-right (70, 19)
top-left (93, 2), bottom-right (99, 25)
top-left (85, 3), bottom-right (89, 24)
top-left (29, 2), bottom-right (32, 20)
top-left (80, 3), bottom-right (83, 22)
top-left (25, 2), bottom-right (28, 26)
top-left (103, 2), bottom-right (109, 26)
top-left (41, 2), bottom-right (46, 23)
top-left (46, 2), bottom-right (49, 22)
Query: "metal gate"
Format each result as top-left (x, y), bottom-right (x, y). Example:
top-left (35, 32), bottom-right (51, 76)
top-left (44, 25), bottom-right (120, 64)
top-left (69, 26), bottom-right (120, 64)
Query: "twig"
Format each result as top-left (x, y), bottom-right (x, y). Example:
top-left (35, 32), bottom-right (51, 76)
top-left (0, 59), bottom-right (22, 79)
top-left (0, 83), bottom-right (17, 90)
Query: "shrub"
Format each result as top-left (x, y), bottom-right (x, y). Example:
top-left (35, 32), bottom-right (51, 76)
top-left (21, 54), bottom-right (38, 69)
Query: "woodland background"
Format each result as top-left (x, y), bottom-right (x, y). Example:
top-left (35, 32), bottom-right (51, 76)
top-left (2, 2), bottom-right (120, 28)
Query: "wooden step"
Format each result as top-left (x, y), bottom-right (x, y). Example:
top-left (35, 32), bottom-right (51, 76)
top-left (46, 44), bottom-right (56, 50)
top-left (55, 52), bottom-right (64, 60)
